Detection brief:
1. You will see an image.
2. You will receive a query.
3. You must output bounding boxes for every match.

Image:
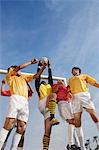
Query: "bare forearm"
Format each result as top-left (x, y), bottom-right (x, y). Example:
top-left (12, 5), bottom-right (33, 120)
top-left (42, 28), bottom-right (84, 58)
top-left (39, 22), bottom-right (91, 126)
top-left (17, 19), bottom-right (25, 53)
top-left (15, 61), bottom-right (32, 72)
top-left (94, 82), bottom-right (99, 88)
top-left (14, 58), bottom-right (38, 72)
top-left (1, 84), bottom-right (5, 93)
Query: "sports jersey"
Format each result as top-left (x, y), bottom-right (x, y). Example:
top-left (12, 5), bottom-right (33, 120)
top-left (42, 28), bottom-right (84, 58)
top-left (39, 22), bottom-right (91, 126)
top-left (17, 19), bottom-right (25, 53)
top-left (39, 84), bottom-right (52, 100)
top-left (6, 70), bottom-right (34, 99)
top-left (68, 74), bottom-right (96, 94)
top-left (52, 84), bottom-right (68, 102)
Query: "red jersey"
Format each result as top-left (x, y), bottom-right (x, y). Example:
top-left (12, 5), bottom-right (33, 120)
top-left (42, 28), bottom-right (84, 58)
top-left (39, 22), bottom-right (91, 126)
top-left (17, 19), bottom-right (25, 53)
top-left (52, 84), bottom-right (68, 103)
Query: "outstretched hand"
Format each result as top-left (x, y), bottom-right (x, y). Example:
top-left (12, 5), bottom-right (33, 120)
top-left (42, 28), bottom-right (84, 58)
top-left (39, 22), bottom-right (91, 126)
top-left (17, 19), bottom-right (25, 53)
top-left (31, 58), bottom-right (38, 64)
top-left (38, 61), bottom-right (43, 66)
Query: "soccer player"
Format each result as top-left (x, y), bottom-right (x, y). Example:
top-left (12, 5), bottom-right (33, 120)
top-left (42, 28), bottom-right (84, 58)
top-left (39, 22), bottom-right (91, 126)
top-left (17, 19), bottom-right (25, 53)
top-left (52, 79), bottom-right (80, 150)
top-left (35, 61), bottom-right (59, 150)
top-left (68, 67), bottom-right (99, 150)
top-left (1, 79), bottom-right (33, 150)
top-left (0, 58), bottom-right (47, 150)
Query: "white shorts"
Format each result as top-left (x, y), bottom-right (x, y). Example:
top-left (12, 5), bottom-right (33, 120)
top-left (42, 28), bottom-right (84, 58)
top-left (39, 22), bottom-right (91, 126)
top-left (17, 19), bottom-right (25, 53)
top-left (7, 95), bottom-right (29, 123)
top-left (58, 101), bottom-right (74, 120)
top-left (72, 92), bottom-right (95, 113)
top-left (38, 97), bottom-right (50, 120)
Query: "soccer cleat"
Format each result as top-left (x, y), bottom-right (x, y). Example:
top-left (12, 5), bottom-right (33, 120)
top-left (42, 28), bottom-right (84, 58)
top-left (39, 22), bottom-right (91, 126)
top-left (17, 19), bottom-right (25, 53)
top-left (51, 118), bottom-right (60, 126)
top-left (66, 144), bottom-right (81, 150)
top-left (71, 144), bottom-right (79, 150)
top-left (77, 147), bottom-right (81, 150)
top-left (66, 144), bottom-right (71, 150)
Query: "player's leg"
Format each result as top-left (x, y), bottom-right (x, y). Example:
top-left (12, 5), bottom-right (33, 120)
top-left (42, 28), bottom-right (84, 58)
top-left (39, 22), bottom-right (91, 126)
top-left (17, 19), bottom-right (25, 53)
top-left (0, 118), bottom-right (15, 149)
top-left (58, 102), bottom-right (78, 149)
top-left (73, 112), bottom-right (86, 150)
top-left (72, 93), bottom-right (86, 150)
top-left (43, 118), bottom-right (52, 150)
top-left (81, 92), bottom-right (99, 131)
top-left (1, 124), bottom-right (15, 150)
top-left (10, 96), bottom-right (29, 150)
top-left (47, 93), bottom-right (59, 125)
top-left (86, 108), bottom-right (99, 131)
top-left (10, 120), bottom-right (26, 150)
top-left (17, 129), bottom-right (25, 150)
top-left (38, 97), bottom-right (54, 150)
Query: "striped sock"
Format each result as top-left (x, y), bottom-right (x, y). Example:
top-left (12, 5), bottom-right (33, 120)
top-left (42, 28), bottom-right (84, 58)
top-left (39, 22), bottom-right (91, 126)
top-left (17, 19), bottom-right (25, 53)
top-left (49, 99), bottom-right (57, 120)
top-left (43, 135), bottom-right (50, 150)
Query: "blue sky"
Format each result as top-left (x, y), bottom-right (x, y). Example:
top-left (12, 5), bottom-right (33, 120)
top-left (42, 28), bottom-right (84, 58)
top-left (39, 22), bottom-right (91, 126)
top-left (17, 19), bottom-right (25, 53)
top-left (0, 0), bottom-right (99, 149)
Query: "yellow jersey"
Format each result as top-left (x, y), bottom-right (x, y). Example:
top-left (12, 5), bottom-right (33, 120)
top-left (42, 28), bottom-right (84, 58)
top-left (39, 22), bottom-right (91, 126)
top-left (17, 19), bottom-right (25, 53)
top-left (39, 84), bottom-right (51, 100)
top-left (68, 74), bottom-right (96, 94)
top-left (6, 70), bottom-right (34, 99)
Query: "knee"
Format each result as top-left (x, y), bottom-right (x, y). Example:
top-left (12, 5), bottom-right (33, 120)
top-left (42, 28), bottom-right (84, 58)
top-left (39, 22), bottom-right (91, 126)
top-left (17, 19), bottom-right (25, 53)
top-left (3, 119), bottom-right (15, 131)
top-left (17, 122), bottom-right (26, 134)
top-left (49, 93), bottom-right (57, 100)
top-left (68, 119), bottom-right (75, 125)
top-left (75, 120), bottom-right (81, 127)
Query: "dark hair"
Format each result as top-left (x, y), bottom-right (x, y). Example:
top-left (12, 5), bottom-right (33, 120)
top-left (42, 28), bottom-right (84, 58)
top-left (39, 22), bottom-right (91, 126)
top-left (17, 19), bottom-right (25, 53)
top-left (7, 65), bottom-right (18, 72)
top-left (72, 67), bottom-right (81, 74)
top-left (40, 81), bottom-right (46, 85)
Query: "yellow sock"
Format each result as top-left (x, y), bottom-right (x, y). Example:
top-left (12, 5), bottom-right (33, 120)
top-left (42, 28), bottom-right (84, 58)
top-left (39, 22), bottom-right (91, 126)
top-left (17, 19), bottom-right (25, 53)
top-left (43, 135), bottom-right (50, 150)
top-left (49, 99), bottom-right (57, 120)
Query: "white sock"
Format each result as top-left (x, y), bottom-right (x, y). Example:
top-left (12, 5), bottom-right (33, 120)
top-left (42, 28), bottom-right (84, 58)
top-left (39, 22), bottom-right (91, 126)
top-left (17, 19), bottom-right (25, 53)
top-left (17, 147), bottom-right (23, 150)
top-left (0, 128), bottom-right (9, 149)
top-left (10, 133), bottom-right (22, 150)
top-left (96, 122), bottom-right (99, 131)
top-left (75, 127), bottom-right (86, 150)
top-left (68, 124), bottom-right (74, 146)
top-left (73, 127), bottom-right (80, 147)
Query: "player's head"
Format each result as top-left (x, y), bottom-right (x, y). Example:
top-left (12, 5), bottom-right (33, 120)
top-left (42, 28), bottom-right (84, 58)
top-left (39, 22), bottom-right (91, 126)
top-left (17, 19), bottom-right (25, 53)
top-left (57, 79), bottom-right (64, 85)
top-left (40, 81), bottom-right (47, 85)
top-left (7, 65), bottom-right (18, 73)
top-left (72, 67), bottom-right (81, 76)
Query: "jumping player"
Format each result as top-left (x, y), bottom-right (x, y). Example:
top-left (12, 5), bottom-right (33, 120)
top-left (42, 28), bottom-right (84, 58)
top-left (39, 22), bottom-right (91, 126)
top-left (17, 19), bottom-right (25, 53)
top-left (51, 79), bottom-right (80, 150)
top-left (68, 67), bottom-right (99, 150)
top-left (0, 58), bottom-right (46, 150)
top-left (1, 79), bottom-right (33, 150)
top-left (35, 61), bottom-right (59, 150)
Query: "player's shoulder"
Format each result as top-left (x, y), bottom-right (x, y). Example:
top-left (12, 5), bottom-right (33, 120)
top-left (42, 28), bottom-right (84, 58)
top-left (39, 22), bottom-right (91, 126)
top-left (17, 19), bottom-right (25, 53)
top-left (81, 74), bottom-right (89, 77)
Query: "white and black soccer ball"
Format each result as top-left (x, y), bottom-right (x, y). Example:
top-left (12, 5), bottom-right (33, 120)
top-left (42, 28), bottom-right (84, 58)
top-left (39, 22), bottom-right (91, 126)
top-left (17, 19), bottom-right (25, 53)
top-left (40, 57), bottom-right (48, 65)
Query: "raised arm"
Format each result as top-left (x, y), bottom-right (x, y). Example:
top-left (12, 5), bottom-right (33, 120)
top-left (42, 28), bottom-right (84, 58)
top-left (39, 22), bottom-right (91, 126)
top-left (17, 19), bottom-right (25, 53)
top-left (1, 80), bottom-right (11, 96)
top-left (33, 64), bottom-right (46, 79)
top-left (1, 80), bottom-right (6, 94)
top-left (35, 63), bottom-right (42, 96)
top-left (8, 58), bottom-right (38, 76)
top-left (48, 61), bottom-right (53, 86)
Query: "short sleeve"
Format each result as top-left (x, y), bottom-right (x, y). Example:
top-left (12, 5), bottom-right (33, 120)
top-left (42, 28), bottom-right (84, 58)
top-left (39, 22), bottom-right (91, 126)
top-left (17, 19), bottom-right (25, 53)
top-left (85, 74), bottom-right (96, 86)
top-left (23, 75), bottom-right (34, 82)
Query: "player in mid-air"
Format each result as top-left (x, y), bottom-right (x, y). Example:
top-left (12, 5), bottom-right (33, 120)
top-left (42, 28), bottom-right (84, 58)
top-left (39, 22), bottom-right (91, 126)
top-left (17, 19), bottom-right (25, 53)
top-left (51, 79), bottom-right (80, 150)
top-left (1, 79), bottom-right (33, 150)
top-left (35, 59), bottom-right (59, 150)
top-left (68, 67), bottom-right (99, 150)
top-left (0, 58), bottom-right (47, 150)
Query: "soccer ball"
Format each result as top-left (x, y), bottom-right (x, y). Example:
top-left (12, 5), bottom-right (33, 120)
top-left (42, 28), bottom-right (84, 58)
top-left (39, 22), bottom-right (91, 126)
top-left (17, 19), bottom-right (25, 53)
top-left (40, 57), bottom-right (48, 65)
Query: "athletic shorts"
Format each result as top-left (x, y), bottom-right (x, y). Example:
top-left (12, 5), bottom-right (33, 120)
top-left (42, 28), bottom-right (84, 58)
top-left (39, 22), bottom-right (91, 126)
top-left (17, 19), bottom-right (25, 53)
top-left (7, 95), bottom-right (29, 123)
top-left (72, 92), bottom-right (95, 113)
top-left (38, 97), bottom-right (50, 120)
top-left (58, 101), bottom-right (74, 120)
